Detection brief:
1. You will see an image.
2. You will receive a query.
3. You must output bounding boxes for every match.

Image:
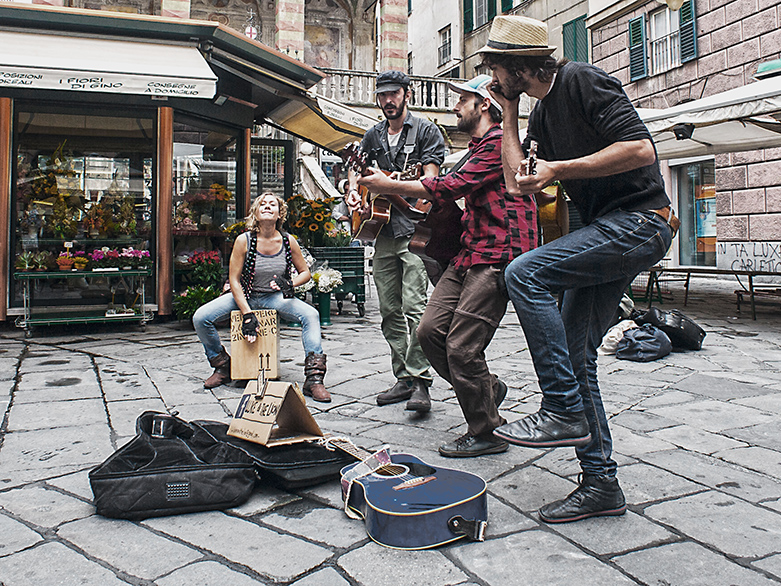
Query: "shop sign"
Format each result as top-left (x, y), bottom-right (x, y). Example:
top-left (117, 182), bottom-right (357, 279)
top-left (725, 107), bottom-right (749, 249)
top-left (0, 67), bottom-right (215, 98)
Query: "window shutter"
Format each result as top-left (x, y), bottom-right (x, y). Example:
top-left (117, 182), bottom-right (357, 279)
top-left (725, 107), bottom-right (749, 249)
top-left (629, 15), bottom-right (647, 81)
top-left (564, 16), bottom-right (588, 62)
top-left (575, 18), bottom-right (588, 62)
top-left (563, 20), bottom-right (576, 60)
top-left (464, 0), bottom-right (473, 33)
top-left (679, 0), bottom-right (697, 63)
top-left (488, 0), bottom-right (496, 22)
top-left (501, 0), bottom-right (513, 13)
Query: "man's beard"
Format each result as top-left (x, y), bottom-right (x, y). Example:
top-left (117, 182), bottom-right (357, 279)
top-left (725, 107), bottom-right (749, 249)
top-left (383, 105), bottom-right (404, 120)
top-left (456, 111), bottom-right (478, 134)
top-left (495, 75), bottom-right (527, 100)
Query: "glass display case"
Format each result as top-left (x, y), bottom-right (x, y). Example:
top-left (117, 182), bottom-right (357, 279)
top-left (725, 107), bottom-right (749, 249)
top-left (172, 118), bottom-right (238, 294)
top-left (11, 106), bottom-right (155, 317)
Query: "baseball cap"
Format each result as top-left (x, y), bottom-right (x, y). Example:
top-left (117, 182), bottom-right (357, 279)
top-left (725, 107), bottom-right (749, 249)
top-left (448, 74), bottom-right (502, 112)
top-left (374, 70), bottom-right (411, 94)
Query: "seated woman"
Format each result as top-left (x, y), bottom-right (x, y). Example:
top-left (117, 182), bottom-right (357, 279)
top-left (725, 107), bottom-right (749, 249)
top-left (193, 192), bottom-right (330, 402)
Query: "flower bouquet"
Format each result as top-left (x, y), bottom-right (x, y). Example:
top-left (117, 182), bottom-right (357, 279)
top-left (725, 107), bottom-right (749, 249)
top-left (286, 194), bottom-right (338, 248)
top-left (312, 265), bottom-right (343, 293)
top-left (56, 252), bottom-right (74, 271)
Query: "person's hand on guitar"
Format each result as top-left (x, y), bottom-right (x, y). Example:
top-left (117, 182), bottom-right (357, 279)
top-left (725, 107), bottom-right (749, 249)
top-left (345, 187), bottom-right (364, 215)
top-left (356, 166), bottom-right (397, 195)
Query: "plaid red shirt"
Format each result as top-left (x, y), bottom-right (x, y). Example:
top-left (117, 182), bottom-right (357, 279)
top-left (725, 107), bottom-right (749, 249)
top-left (421, 124), bottom-right (538, 271)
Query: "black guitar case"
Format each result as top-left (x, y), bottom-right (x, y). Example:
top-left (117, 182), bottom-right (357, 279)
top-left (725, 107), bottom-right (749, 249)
top-left (89, 412), bottom-right (257, 520)
top-left (196, 420), bottom-right (358, 490)
top-left (633, 307), bottom-right (706, 350)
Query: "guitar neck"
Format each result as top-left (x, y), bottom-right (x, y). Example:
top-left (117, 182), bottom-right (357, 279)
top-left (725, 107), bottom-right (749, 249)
top-left (327, 438), bottom-right (407, 476)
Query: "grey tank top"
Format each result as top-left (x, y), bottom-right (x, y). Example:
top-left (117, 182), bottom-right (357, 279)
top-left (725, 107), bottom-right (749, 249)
top-left (250, 241), bottom-right (286, 294)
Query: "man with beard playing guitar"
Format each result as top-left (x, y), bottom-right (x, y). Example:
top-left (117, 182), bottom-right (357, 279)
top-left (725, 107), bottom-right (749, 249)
top-left (355, 75), bottom-right (538, 456)
top-left (347, 70), bottom-right (445, 413)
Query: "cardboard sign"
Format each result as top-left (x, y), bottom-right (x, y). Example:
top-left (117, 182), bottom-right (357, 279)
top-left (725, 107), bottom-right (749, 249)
top-left (230, 309), bottom-right (279, 380)
top-left (227, 379), bottom-right (324, 447)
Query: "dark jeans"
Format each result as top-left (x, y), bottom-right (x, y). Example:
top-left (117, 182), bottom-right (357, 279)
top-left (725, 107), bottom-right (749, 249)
top-left (505, 209), bottom-right (672, 477)
top-left (418, 264), bottom-right (508, 437)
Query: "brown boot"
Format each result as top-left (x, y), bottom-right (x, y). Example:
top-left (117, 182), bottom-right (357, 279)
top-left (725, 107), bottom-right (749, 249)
top-left (302, 352), bottom-right (331, 402)
top-left (204, 348), bottom-right (231, 389)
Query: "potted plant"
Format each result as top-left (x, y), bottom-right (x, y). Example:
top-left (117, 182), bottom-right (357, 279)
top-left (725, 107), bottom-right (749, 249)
top-left (56, 251), bottom-right (74, 271)
top-left (72, 255), bottom-right (89, 271)
top-left (34, 251), bottom-right (53, 271)
top-left (15, 251), bottom-right (36, 272)
top-left (173, 285), bottom-right (221, 322)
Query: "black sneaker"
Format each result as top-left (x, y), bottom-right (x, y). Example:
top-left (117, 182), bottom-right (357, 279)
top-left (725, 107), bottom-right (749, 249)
top-left (439, 433), bottom-right (508, 458)
top-left (538, 474), bottom-right (627, 523)
top-left (493, 408), bottom-right (591, 448)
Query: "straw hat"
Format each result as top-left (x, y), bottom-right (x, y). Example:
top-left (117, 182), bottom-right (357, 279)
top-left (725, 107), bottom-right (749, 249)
top-left (478, 15), bottom-right (556, 57)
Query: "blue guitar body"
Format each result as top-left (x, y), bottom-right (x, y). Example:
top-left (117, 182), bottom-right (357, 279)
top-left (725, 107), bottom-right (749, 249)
top-left (340, 452), bottom-right (488, 550)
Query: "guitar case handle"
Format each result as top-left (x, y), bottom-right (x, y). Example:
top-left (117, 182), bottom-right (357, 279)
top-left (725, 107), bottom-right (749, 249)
top-left (448, 516), bottom-right (486, 542)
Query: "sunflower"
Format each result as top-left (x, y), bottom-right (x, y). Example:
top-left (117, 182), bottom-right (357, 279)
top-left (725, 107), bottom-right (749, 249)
top-left (308, 223), bottom-right (319, 232)
top-left (324, 222), bottom-right (335, 232)
top-left (314, 213), bottom-right (324, 222)
top-left (295, 219), bottom-right (305, 228)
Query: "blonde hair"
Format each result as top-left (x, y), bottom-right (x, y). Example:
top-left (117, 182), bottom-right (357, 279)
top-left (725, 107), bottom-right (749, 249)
top-left (246, 192), bottom-right (287, 232)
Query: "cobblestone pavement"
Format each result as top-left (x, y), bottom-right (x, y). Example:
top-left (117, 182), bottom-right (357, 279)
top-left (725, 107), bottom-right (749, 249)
top-left (1, 276), bottom-right (780, 585)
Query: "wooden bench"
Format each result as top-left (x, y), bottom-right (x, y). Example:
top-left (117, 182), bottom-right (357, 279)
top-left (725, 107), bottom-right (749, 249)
top-left (644, 266), bottom-right (781, 320)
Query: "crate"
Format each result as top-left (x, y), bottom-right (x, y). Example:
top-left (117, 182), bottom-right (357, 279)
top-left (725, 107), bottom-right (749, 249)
top-left (310, 247), bottom-right (366, 316)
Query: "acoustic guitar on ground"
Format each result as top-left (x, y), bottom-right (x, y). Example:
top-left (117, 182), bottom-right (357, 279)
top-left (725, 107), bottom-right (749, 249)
top-left (324, 437), bottom-right (488, 550)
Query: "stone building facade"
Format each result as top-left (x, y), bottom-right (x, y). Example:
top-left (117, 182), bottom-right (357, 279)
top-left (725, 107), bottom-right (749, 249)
top-left (589, 0), bottom-right (781, 270)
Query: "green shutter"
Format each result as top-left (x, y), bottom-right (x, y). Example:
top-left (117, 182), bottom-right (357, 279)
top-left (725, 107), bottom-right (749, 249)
top-left (464, 0), bottom-right (473, 34)
top-left (629, 15), bottom-right (647, 81)
top-left (501, 0), bottom-right (513, 14)
top-left (563, 16), bottom-right (588, 62)
top-left (679, 0), bottom-right (697, 63)
top-left (488, 0), bottom-right (496, 22)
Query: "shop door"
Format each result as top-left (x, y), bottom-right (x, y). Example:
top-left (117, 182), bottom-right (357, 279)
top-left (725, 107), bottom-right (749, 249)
top-left (250, 139), bottom-right (294, 203)
top-left (677, 160), bottom-right (716, 266)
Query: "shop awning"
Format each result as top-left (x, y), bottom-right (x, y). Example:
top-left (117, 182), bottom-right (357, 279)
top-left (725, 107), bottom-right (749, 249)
top-left (265, 94), bottom-right (377, 153)
top-left (0, 30), bottom-right (217, 98)
top-left (638, 75), bottom-right (781, 159)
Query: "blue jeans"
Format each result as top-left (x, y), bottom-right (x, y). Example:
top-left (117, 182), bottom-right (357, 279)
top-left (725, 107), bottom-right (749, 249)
top-left (505, 209), bottom-right (672, 477)
top-left (193, 292), bottom-right (323, 361)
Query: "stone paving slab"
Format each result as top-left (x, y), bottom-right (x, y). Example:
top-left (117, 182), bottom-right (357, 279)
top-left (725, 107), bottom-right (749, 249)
top-left (1, 276), bottom-right (781, 585)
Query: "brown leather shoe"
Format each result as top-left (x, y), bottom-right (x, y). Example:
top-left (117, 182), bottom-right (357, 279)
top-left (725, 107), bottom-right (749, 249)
top-left (405, 379), bottom-right (431, 412)
top-left (204, 348), bottom-right (231, 389)
top-left (376, 380), bottom-right (413, 406)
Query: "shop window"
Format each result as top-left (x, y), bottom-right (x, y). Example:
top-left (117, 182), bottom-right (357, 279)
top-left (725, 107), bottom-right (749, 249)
top-left (438, 26), bottom-right (452, 67)
top-left (12, 107), bottom-right (155, 309)
top-left (172, 117), bottom-right (239, 294)
top-left (629, 0), bottom-right (697, 81)
top-left (677, 159), bottom-right (716, 267)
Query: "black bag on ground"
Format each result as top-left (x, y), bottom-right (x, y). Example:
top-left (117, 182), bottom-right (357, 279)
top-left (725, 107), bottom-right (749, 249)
top-left (197, 420), bottom-right (358, 490)
top-left (634, 307), bottom-right (706, 350)
top-left (616, 324), bottom-right (672, 362)
top-left (89, 412), bottom-right (257, 520)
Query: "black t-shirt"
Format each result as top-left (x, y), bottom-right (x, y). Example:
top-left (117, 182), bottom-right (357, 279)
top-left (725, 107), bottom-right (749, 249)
top-left (524, 61), bottom-right (669, 225)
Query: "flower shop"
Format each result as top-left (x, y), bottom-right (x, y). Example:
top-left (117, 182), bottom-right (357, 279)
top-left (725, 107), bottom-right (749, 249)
top-left (0, 4), bottom-right (341, 331)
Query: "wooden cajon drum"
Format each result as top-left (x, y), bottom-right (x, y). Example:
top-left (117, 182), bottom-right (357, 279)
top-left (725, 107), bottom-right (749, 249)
top-left (230, 309), bottom-right (279, 380)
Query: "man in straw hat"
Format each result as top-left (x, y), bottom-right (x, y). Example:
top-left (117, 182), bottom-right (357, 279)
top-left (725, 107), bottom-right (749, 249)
top-left (346, 70), bottom-right (445, 412)
top-left (356, 75), bottom-right (538, 456)
top-left (479, 15), bottom-right (679, 523)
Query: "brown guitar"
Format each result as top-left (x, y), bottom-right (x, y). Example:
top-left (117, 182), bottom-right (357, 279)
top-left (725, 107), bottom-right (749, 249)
top-left (340, 142), bottom-right (463, 265)
top-left (536, 183), bottom-right (569, 244)
top-left (340, 143), bottom-right (428, 243)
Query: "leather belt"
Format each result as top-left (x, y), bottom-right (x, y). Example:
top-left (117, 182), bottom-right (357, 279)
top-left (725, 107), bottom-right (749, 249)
top-left (650, 206), bottom-right (680, 238)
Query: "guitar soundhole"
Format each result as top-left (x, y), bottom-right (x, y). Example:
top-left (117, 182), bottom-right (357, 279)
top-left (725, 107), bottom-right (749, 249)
top-left (374, 464), bottom-right (409, 478)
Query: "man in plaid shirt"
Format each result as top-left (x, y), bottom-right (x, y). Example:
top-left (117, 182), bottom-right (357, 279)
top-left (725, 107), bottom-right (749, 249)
top-left (356, 75), bottom-right (538, 457)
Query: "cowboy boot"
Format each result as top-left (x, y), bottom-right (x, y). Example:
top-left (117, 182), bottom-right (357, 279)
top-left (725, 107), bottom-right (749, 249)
top-left (302, 352), bottom-right (331, 402)
top-left (204, 347), bottom-right (231, 389)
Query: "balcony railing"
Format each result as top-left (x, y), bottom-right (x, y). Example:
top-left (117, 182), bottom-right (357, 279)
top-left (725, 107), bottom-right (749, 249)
top-left (313, 68), bottom-right (463, 112)
top-left (312, 68), bottom-right (534, 118)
